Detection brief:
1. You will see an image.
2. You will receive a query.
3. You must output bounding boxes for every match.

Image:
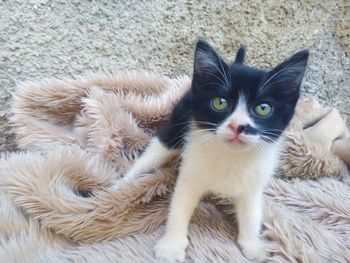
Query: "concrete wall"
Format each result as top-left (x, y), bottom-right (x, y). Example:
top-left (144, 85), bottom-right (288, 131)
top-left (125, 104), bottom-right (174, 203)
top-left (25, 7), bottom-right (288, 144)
top-left (1, 0), bottom-right (349, 151)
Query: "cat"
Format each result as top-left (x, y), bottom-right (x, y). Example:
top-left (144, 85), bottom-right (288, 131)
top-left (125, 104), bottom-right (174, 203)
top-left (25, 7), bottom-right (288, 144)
top-left (120, 40), bottom-right (309, 262)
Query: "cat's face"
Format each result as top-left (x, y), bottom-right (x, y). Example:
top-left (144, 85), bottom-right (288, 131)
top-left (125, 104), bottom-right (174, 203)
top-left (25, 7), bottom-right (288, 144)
top-left (191, 40), bottom-right (309, 151)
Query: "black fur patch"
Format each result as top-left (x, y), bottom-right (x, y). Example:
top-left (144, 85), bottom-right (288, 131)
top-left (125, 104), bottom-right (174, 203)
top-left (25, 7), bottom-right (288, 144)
top-left (158, 40), bottom-right (309, 149)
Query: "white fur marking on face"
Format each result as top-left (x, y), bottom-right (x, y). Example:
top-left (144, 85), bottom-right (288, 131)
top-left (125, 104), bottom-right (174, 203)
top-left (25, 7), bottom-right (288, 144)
top-left (226, 96), bottom-right (254, 128)
top-left (215, 96), bottom-right (259, 147)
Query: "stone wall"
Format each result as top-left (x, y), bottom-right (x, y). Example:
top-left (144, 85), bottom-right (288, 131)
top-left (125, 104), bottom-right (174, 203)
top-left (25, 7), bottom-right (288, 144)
top-left (1, 0), bottom-right (349, 151)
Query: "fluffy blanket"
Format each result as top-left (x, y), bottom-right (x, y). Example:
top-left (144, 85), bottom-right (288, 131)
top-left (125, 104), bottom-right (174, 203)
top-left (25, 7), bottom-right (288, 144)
top-left (1, 72), bottom-right (349, 262)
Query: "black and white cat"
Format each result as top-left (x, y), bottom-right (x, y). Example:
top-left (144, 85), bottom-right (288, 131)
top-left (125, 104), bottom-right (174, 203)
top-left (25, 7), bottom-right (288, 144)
top-left (121, 40), bottom-right (309, 262)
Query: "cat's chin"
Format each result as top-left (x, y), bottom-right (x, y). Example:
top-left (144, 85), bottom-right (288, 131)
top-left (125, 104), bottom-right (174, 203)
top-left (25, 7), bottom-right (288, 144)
top-left (219, 137), bottom-right (256, 153)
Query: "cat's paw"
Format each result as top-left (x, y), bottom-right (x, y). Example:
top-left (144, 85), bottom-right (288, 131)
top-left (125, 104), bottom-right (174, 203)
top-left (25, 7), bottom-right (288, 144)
top-left (154, 236), bottom-right (188, 263)
top-left (238, 238), bottom-right (269, 262)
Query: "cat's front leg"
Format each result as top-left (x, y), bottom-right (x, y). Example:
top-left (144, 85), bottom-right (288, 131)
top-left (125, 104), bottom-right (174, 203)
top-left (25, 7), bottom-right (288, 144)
top-left (235, 190), bottom-right (269, 262)
top-left (154, 172), bottom-right (204, 263)
top-left (112, 137), bottom-right (178, 189)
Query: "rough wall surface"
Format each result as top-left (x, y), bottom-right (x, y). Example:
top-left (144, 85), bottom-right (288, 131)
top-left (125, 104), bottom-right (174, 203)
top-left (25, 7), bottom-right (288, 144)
top-left (0, 0), bottom-right (349, 151)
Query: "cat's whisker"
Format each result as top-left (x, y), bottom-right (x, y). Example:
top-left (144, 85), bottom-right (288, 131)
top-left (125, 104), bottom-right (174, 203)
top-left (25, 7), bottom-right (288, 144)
top-left (171, 132), bottom-right (215, 170)
top-left (259, 134), bottom-right (277, 140)
top-left (165, 122), bottom-right (217, 145)
top-left (261, 132), bottom-right (281, 137)
top-left (200, 69), bottom-right (228, 88)
top-left (182, 135), bottom-right (215, 157)
top-left (259, 136), bottom-right (278, 146)
top-left (168, 128), bottom-right (215, 151)
top-left (258, 57), bottom-right (303, 92)
top-left (169, 120), bottom-right (217, 130)
top-left (185, 131), bottom-right (215, 149)
top-left (260, 132), bottom-right (282, 139)
top-left (261, 128), bottom-right (285, 132)
top-left (169, 129), bottom-right (215, 162)
top-left (191, 121), bottom-right (218, 127)
top-left (260, 129), bottom-right (284, 135)
top-left (204, 60), bottom-right (229, 87)
top-left (256, 144), bottom-right (270, 153)
top-left (255, 139), bottom-right (275, 153)
top-left (216, 56), bottom-right (230, 89)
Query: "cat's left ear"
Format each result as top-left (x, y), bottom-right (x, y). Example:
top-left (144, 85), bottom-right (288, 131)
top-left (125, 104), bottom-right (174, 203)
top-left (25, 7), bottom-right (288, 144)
top-left (192, 40), bottom-right (228, 91)
top-left (261, 50), bottom-right (309, 103)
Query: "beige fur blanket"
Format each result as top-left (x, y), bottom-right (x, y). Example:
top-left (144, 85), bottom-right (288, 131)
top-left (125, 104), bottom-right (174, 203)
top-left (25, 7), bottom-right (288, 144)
top-left (1, 72), bottom-right (349, 262)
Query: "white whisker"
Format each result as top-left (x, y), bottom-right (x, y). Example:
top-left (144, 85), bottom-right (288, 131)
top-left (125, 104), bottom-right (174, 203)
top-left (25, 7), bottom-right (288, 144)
top-left (258, 58), bottom-right (302, 92)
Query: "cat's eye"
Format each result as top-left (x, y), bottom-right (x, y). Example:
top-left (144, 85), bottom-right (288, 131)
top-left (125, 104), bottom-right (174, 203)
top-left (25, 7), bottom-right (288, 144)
top-left (211, 97), bottom-right (229, 112)
top-left (254, 103), bottom-right (272, 117)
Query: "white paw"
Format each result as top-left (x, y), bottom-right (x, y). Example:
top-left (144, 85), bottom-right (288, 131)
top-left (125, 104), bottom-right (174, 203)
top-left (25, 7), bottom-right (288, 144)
top-left (238, 238), bottom-right (269, 262)
top-left (154, 236), bottom-right (188, 263)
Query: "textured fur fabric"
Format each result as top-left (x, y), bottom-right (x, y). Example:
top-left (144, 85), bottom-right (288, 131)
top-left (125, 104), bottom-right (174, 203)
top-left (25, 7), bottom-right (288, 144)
top-left (278, 96), bottom-right (349, 179)
top-left (1, 72), bottom-right (349, 262)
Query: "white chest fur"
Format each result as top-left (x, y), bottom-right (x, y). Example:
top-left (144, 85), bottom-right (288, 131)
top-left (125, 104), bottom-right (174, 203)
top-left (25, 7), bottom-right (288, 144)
top-left (179, 130), bottom-right (280, 198)
top-left (154, 130), bottom-right (281, 262)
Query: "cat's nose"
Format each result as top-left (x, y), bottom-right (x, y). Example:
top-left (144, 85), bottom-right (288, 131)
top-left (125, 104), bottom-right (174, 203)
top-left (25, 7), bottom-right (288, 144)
top-left (228, 123), bottom-right (246, 134)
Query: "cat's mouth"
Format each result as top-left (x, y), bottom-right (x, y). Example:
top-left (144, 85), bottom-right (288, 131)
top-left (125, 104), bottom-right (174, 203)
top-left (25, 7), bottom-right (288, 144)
top-left (215, 129), bottom-right (255, 148)
top-left (225, 134), bottom-right (246, 145)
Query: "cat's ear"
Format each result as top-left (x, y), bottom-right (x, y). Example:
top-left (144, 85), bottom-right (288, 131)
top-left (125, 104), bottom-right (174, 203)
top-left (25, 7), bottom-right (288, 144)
top-left (261, 50), bottom-right (309, 103)
top-left (234, 45), bottom-right (246, 64)
top-left (192, 40), bottom-right (227, 90)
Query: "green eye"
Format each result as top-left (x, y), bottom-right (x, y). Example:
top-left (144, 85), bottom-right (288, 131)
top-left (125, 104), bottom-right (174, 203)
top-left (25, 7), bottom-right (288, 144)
top-left (254, 103), bottom-right (272, 117)
top-left (211, 97), bottom-right (229, 111)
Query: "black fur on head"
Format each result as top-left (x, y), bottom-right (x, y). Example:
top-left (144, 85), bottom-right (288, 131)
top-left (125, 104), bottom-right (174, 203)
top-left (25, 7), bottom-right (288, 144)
top-left (158, 39), bottom-right (309, 149)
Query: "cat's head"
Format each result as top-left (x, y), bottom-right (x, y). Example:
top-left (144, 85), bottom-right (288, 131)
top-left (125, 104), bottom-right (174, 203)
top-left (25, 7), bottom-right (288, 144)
top-left (190, 40), bottom-right (309, 151)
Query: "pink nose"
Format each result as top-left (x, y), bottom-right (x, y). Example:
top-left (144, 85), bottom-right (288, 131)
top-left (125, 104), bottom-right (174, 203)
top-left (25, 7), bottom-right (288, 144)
top-left (228, 122), bottom-right (239, 133)
top-left (228, 123), bottom-right (245, 134)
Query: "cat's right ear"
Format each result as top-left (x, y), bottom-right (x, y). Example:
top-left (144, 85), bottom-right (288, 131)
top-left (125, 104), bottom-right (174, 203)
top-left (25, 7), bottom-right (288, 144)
top-left (192, 40), bottom-right (227, 90)
top-left (234, 45), bottom-right (246, 64)
top-left (260, 50), bottom-right (309, 104)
